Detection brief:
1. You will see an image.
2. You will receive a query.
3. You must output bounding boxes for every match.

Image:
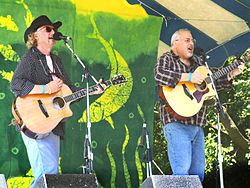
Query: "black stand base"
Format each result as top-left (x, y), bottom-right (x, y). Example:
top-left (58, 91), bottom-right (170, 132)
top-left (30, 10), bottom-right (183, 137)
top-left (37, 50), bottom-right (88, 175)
top-left (34, 174), bottom-right (100, 188)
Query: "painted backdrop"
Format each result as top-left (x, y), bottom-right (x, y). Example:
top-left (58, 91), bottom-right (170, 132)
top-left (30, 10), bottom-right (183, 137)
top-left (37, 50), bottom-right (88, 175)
top-left (0, 0), bottom-right (162, 187)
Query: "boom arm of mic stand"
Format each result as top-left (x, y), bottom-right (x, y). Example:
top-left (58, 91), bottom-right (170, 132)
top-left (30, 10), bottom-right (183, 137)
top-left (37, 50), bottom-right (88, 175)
top-left (203, 58), bottom-right (225, 118)
top-left (62, 40), bottom-right (104, 90)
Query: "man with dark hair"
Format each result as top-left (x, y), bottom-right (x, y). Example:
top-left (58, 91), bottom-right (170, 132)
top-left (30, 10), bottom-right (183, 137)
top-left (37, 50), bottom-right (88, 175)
top-left (10, 15), bottom-right (105, 187)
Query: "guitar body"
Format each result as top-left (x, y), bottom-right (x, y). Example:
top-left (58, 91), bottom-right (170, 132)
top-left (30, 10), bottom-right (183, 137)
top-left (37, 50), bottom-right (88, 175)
top-left (160, 66), bottom-right (215, 119)
top-left (16, 84), bottom-right (73, 134)
top-left (13, 75), bottom-right (127, 135)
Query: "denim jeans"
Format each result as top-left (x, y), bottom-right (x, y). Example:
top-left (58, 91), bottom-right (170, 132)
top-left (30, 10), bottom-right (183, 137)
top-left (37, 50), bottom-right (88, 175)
top-left (21, 132), bottom-right (60, 187)
top-left (163, 122), bottom-right (205, 181)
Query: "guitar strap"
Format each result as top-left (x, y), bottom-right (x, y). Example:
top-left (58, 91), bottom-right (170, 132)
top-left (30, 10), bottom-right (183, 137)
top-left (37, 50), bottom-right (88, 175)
top-left (52, 57), bottom-right (63, 79)
top-left (9, 97), bottom-right (23, 131)
top-left (34, 47), bottom-right (63, 80)
top-left (47, 55), bottom-right (63, 80)
top-left (159, 96), bottom-right (168, 107)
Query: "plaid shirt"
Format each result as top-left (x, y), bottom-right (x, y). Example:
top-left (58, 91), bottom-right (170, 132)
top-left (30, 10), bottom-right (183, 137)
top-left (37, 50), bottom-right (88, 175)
top-left (155, 51), bottom-right (233, 127)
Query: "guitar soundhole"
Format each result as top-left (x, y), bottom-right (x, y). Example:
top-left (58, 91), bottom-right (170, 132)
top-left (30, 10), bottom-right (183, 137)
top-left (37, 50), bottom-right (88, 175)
top-left (53, 97), bottom-right (65, 110)
top-left (195, 81), bottom-right (207, 91)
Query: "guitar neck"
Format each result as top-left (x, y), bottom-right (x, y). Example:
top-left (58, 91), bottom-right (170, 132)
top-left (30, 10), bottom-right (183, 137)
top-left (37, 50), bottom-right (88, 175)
top-left (64, 80), bottom-right (112, 103)
top-left (211, 57), bottom-right (247, 81)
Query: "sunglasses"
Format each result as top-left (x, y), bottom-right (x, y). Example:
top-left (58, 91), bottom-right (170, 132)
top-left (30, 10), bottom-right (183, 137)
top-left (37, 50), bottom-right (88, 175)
top-left (37, 26), bottom-right (55, 33)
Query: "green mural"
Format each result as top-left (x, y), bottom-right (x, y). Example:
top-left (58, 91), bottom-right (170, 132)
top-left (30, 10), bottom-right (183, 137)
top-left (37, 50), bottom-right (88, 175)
top-left (0, 0), bottom-right (162, 187)
top-left (78, 15), bottom-right (133, 129)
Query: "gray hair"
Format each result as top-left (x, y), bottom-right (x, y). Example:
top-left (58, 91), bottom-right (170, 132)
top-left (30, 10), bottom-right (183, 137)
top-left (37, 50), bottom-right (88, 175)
top-left (170, 28), bottom-right (191, 47)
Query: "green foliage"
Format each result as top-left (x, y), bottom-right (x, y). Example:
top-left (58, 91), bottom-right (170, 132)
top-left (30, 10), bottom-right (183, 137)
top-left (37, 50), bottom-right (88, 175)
top-left (152, 105), bottom-right (171, 175)
top-left (245, 129), bottom-right (250, 165)
top-left (207, 49), bottom-right (249, 159)
top-left (205, 128), bottom-right (237, 174)
top-left (217, 50), bottom-right (249, 131)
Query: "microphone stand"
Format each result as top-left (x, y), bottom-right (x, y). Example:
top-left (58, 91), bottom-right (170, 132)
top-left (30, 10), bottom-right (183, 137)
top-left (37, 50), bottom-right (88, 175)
top-left (83, 72), bottom-right (93, 174)
top-left (145, 130), bottom-right (153, 178)
top-left (140, 122), bottom-right (152, 178)
top-left (62, 39), bottom-right (104, 174)
top-left (202, 55), bottom-right (225, 188)
top-left (140, 122), bottom-right (165, 178)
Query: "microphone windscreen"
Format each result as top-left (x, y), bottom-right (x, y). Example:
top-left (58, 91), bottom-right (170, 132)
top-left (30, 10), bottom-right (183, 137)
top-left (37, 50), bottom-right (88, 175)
top-left (53, 32), bottom-right (62, 40)
top-left (194, 47), bottom-right (204, 56)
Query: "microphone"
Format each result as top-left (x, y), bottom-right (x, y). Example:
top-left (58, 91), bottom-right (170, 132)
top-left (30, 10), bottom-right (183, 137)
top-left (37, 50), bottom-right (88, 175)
top-left (194, 47), bottom-right (210, 60)
top-left (52, 32), bottom-right (72, 41)
top-left (139, 122), bottom-right (147, 147)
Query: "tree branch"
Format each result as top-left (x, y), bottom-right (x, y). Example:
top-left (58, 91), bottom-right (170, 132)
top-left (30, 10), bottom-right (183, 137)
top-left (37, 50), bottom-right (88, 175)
top-left (217, 106), bottom-right (250, 151)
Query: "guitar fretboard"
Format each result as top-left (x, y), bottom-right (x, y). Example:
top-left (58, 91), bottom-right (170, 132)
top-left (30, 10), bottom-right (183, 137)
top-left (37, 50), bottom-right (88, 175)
top-left (64, 80), bottom-right (112, 103)
top-left (206, 57), bottom-right (247, 83)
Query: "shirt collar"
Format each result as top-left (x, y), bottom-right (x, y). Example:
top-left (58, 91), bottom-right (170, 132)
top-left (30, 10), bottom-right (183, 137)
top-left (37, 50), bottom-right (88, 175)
top-left (170, 50), bottom-right (179, 59)
top-left (31, 47), bottom-right (44, 56)
top-left (32, 47), bottom-right (54, 57)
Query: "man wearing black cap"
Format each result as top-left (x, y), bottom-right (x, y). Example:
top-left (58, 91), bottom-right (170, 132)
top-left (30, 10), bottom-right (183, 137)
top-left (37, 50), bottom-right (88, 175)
top-left (10, 15), bottom-right (105, 187)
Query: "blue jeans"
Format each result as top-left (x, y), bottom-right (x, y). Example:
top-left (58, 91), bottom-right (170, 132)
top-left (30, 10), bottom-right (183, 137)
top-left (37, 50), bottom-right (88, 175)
top-left (21, 132), bottom-right (60, 187)
top-left (163, 122), bottom-right (205, 181)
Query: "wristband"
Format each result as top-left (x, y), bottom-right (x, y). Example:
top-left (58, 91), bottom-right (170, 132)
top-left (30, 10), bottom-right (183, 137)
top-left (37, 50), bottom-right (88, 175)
top-left (42, 85), bottom-right (45, 94)
top-left (188, 72), bottom-right (192, 82)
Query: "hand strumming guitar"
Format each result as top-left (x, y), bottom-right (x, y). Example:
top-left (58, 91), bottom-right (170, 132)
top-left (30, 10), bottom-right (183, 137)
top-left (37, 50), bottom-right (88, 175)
top-left (46, 78), bottom-right (64, 94)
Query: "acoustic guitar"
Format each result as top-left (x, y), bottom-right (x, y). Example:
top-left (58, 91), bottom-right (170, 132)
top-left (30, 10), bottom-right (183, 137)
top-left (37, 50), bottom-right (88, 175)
top-left (13, 75), bottom-right (126, 135)
top-left (159, 56), bottom-right (248, 120)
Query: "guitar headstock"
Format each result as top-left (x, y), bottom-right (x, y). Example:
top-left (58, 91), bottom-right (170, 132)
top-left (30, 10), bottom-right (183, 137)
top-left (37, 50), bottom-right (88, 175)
top-left (111, 75), bottom-right (127, 86)
top-left (239, 52), bottom-right (250, 63)
top-left (228, 53), bottom-right (250, 66)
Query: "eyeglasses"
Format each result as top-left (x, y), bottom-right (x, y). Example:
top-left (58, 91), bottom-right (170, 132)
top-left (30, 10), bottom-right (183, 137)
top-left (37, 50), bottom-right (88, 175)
top-left (176, 38), bottom-right (196, 44)
top-left (36, 26), bottom-right (55, 33)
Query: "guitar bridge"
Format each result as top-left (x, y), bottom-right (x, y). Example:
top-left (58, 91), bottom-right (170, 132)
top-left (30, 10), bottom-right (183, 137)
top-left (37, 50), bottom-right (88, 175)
top-left (193, 88), bottom-right (209, 103)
